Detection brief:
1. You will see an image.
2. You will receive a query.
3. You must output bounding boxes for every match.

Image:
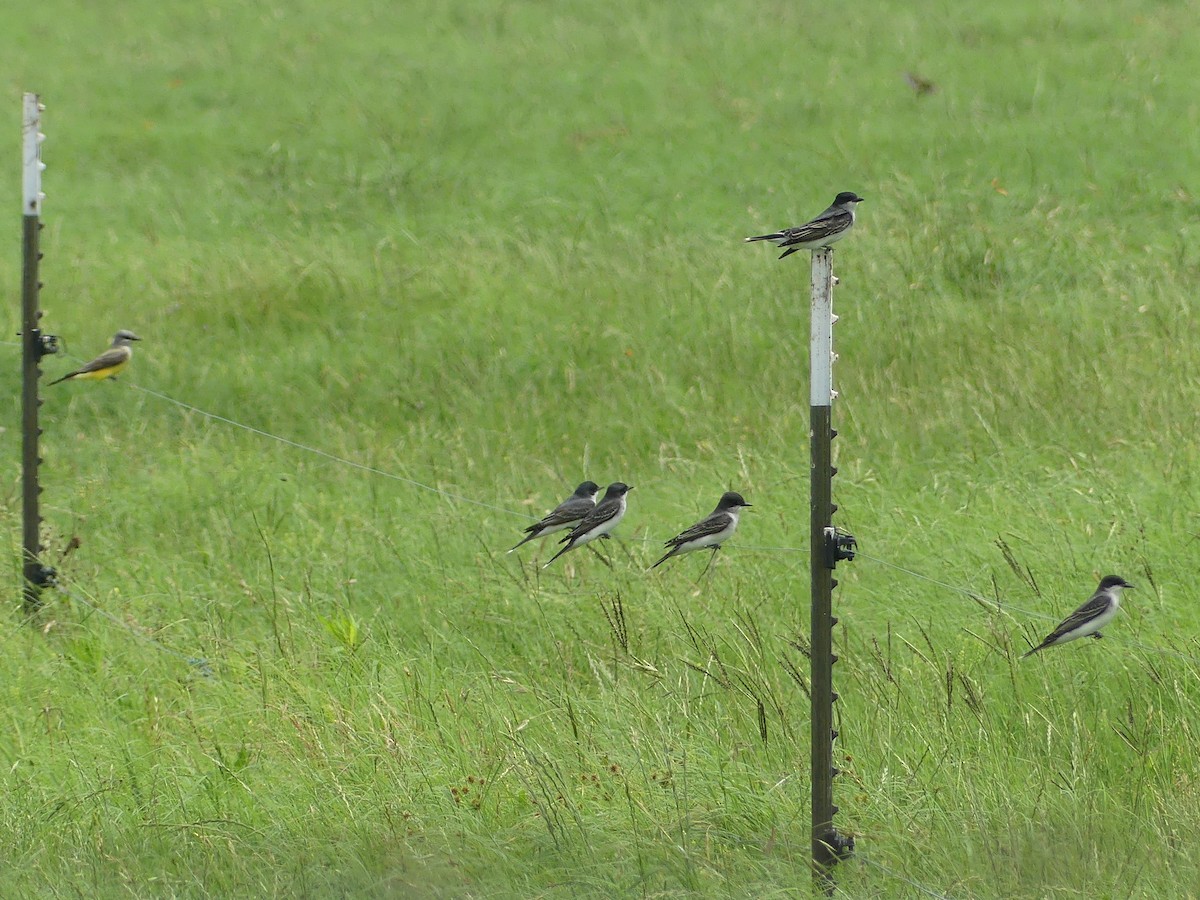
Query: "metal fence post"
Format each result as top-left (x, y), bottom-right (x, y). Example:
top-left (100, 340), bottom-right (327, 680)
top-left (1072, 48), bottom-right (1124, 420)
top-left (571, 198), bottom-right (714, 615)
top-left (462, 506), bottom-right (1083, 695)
top-left (810, 247), bottom-right (855, 886)
top-left (20, 92), bottom-right (56, 611)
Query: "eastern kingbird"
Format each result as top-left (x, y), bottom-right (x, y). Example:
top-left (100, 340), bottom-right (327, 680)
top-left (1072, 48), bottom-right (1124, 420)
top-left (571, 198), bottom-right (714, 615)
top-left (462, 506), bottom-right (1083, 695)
top-left (542, 482), bottom-right (633, 568)
top-left (50, 330), bottom-right (141, 385)
top-left (1022, 575), bottom-right (1134, 658)
top-left (508, 481), bottom-right (600, 553)
top-left (745, 192), bottom-right (864, 259)
top-left (652, 491), bottom-right (752, 569)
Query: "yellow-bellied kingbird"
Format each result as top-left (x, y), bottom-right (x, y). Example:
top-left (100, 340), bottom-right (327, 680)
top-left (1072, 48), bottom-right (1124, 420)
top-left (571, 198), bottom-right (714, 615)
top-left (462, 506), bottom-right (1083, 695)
top-left (50, 330), bottom-right (141, 386)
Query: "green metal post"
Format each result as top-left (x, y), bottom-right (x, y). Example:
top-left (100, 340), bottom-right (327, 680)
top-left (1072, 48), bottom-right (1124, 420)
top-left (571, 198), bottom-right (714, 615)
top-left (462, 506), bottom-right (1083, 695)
top-left (21, 92), bottom-right (50, 612)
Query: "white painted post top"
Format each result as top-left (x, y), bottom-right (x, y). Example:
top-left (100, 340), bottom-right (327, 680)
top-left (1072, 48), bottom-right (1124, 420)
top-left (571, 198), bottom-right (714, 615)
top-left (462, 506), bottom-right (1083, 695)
top-left (810, 248), bottom-right (835, 407)
top-left (22, 93), bottom-right (46, 216)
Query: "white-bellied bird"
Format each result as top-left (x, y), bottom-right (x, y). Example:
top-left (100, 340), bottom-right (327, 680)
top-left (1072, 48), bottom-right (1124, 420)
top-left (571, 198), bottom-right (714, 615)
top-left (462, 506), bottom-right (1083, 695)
top-left (1022, 575), bottom-right (1134, 658)
top-left (508, 481), bottom-right (600, 553)
top-left (652, 491), bottom-right (752, 569)
top-left (543, 482), bottom-right (633, 568)
top-left (745, 192), bottom-right (864, 259)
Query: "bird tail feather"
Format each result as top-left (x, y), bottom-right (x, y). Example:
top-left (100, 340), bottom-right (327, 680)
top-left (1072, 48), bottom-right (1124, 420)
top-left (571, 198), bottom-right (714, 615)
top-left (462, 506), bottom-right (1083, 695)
top-left (542, 542), bottom-right (572, 569)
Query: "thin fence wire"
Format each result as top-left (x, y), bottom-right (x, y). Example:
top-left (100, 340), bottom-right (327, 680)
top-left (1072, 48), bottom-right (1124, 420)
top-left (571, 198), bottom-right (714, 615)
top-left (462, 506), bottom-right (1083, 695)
top-left (53, 579), bottom-right (214, 676)
top-left (10, 343), bottom-right (1199, 896)
top-left (856, 853), bottom-right (956, 899)
top-left (13, 353), bottom-right (1199, 667)
top-left (131, 382), bottom-right (530, 521)
top-left (856, 551), bottom-right (1057, 622)
top-left (18, 345), bottom-right (844, 549)
top-left (1104, 631), bottom-right (1200, 664)
top-left (23, 338), bottom-right (530, 521)
top-left (857, 552), bottom-right (1200, 664)
top-left (130, 380), bottom-right (820, 552)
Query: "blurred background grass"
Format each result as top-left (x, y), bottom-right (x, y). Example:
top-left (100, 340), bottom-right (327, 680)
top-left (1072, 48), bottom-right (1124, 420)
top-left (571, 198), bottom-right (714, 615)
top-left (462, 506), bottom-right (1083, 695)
top-left (2, 0), bottom-right (1199, 895)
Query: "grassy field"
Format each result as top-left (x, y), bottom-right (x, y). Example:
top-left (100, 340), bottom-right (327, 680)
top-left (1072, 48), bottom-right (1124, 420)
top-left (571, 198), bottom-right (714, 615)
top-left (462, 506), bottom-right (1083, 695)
top-left (4, 0), bottom-right (1200, 896)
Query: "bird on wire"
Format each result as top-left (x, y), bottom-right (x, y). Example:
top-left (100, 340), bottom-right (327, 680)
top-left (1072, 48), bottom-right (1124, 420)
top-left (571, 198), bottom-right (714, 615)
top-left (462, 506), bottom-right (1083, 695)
top-left (49, 330), bottom-right (141, 385)
top-left (508, 481), bottom-right (601, 553)
top-left (652, 491), bottom-right (752, 572)
top-left (543, 482), bottom-right (633, 569)
top-left (1022, 575), bottom-right (1134, 659)
top-left (745, 192), bottom-right (864, 259)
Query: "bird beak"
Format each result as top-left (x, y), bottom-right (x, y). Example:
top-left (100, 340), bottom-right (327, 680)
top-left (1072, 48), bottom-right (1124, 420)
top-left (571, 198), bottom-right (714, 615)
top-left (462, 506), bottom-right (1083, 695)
top-left (743, 503), bottom-right (753, 507)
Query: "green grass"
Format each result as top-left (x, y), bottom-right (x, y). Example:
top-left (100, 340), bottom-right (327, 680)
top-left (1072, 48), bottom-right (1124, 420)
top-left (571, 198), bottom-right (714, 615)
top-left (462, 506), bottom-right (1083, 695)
top-left (3, 0), bottom-right (1200, 895)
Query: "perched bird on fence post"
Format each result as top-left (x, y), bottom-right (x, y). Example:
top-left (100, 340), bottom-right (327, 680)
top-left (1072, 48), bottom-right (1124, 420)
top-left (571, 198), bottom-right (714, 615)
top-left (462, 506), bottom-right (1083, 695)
top-left (543, 482), bottom-right (633, 568)
top-left (508, 481), bottom-right (601, 553)
top-left (49, 330), bottom-right (141, 385)
top-left (1022, 575), bottom-right (1134, 658)
top-left (745, 192), bottom-right (864, 259)
top-left (652, 491), bottom-right (752, 571)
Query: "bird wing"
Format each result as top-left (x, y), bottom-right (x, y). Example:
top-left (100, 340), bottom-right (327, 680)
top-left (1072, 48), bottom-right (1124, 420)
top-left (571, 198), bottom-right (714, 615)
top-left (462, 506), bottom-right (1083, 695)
top-left (525, 497), bottom-right (594, 534)
top-left (1043, 591), bottom-right (1111, 642)
top-left (73, 346), bottom-right (131, 375)
top-left (777, 207), bottom-right (853, 246)
top-left (564, 499), bottom-right (622, 540)
top-left (665, 512), bottom-right (731, 547)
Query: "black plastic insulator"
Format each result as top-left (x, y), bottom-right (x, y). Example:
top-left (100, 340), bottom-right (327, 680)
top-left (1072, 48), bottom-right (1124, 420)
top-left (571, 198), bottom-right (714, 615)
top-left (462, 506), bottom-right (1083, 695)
top-left (826, 530), bottom-right (858, 567)
top-left (27, 565), bottom-right (57, 588)
top-left (831, 616), bottom-right (838, 626)
top-left (831, 691), bottom-right (839, 703)
top-left (831, 466), bottom-right (838, 476)
top-left (36, 333), bottom-right (60, 357)
top-left (831, 654), bottom-right (839, 664)
top-left (830, 503), bottom-right (838, 514)
top-left (819, 829), bottom-right (855, 860)
top-left (832, 729), bottom-right (839, 740)
top-left (831, 578), bottom-right (838, 589)
top-left (832, 767), bottom-right (841, 777)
